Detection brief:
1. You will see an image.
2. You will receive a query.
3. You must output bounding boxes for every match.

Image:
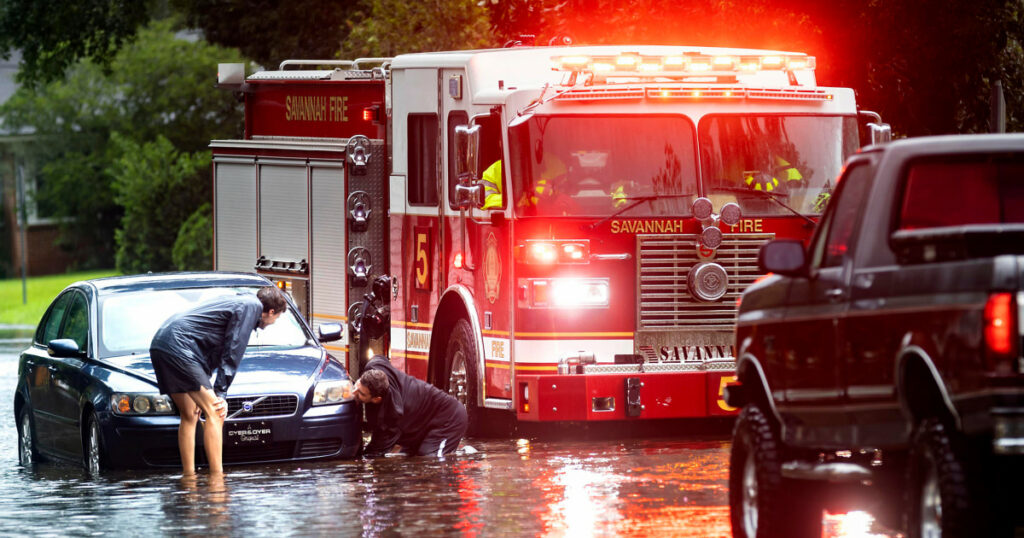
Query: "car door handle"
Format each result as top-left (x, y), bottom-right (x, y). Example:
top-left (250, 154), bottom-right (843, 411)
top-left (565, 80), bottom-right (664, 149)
top-left (826, 288), bottom-right (845, 301)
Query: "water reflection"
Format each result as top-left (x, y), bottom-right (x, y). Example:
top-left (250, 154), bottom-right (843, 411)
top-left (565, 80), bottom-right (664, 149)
top-left (0, 343), bottom-right (898, 537)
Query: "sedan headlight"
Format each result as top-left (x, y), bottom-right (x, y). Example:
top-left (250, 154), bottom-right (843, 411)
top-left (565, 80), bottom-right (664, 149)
top-left (111, 393), bottom-right (176, 415)
top-left (313, 379), bottom-right (355, 406)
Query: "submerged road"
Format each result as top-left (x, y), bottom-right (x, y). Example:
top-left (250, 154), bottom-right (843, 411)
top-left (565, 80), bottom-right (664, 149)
top-left (0, 330), bottom-right (896, 536)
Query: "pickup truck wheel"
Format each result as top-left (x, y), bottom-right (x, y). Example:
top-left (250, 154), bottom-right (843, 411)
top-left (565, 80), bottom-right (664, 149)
top-left (729, 405), bottom-right (821, 538)
top-left (443, 319), bottom-right (479, 436)
top-left (907, 418), bottom-right (975, 538)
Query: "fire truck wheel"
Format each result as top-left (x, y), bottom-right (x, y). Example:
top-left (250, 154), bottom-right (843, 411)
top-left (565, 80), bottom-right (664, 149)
top-left (444, 319), bottom-right (479, 435)
top-left (729, 405), bottom-right (821, 538)
top-left (906, 418), bottom-right (979, 538)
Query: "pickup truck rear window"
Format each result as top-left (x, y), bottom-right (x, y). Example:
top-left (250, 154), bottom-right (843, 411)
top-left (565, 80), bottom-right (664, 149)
top-left (899, 155), bottom-right (1024, 229)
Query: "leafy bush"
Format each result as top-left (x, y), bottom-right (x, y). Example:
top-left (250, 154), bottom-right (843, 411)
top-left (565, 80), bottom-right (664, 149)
top-left (173, 202), bottom-right (212, 271)
top-left (110, 134), bottom-right (210, 273)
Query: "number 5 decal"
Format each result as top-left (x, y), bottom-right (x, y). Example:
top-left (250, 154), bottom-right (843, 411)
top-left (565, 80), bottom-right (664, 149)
top-left (717, 375), bottom-right (738, 412)
top-left (414, 226), bottom-right (432, 291)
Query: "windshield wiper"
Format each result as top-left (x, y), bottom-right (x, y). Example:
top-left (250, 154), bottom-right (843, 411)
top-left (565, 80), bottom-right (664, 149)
top-left (711, 185), bottom-right (816, 226)
top-left (584, 193), bottom-right (695, 231)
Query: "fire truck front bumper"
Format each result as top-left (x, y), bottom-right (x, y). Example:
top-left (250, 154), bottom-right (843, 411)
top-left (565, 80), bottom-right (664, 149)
top-left (514, 362), bottom-right (738, 421)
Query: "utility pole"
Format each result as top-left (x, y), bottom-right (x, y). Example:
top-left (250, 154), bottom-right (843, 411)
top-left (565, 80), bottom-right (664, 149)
top-left (15, 161), bottom-right (27, 304)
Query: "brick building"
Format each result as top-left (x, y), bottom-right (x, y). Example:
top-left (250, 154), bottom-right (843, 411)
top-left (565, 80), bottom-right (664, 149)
top-left (1, 51), bottom-right (86, 278)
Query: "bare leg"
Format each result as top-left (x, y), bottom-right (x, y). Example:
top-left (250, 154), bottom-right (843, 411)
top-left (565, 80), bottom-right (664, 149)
top-left (188, 388), bottom-right (226, 474)
top-left (170, 393), bottom-right (200, 475)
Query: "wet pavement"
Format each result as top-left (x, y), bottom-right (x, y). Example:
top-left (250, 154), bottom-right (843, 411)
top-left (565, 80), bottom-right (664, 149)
top-left (0, 327), bottom-right (898, 537)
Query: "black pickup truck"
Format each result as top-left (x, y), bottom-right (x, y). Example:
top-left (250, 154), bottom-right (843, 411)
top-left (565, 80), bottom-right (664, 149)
top-left (727, 134), bottom-right (1024, 538)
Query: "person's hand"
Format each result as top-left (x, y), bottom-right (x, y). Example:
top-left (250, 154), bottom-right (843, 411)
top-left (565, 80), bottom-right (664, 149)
top-left (213, 397), bottom-right (228, 419)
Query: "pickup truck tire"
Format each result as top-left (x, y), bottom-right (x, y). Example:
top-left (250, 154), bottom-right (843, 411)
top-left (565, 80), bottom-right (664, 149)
top-left (907, 418), bottom-right (975, 538)
top-left (730, 405), bottom-right (821, 538)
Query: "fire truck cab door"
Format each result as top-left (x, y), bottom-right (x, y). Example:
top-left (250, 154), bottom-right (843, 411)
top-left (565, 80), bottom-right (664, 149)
top-left (443, 79), bottom-right (513, 400)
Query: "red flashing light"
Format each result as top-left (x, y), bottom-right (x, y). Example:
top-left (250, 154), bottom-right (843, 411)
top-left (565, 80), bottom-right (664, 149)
top-left (985, 292), bottom-right (1017, 371)
top-left (362, 105), bottom-right (380, 122)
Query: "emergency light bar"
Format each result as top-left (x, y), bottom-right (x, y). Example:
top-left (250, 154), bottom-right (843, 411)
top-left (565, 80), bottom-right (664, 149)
top-left (556, 86), bottom-right (834, 102)
top-left (552, 53), bottom-right (815, 77)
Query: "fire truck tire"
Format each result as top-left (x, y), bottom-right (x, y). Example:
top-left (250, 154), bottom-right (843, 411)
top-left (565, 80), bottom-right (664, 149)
top-left (729, 405), bottom-right (821, 538)
top-left (444, 319), bottom-right (479, 435)
top-left (906, 418), bottom-right (979, 538)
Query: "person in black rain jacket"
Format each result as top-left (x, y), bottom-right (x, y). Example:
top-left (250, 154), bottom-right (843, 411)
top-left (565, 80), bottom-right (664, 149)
top-left (149, 286), bottom-right (287, 475)
top-left (353, 356), bottom-right (468, 457)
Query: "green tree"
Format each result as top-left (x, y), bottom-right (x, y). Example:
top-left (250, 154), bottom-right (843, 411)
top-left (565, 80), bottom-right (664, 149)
top-left (0, 19), bottom-right (248, 270)
top-left (0, 0), bottom-right (153, 87)
top-left (172, 0), bottom-right (360, 68)
top-left (173, 202), bottom-right (213, 270)
top-left (110, 134), bottom-right (210, 273)
top-left (342, 0), bottom-right (491, 57)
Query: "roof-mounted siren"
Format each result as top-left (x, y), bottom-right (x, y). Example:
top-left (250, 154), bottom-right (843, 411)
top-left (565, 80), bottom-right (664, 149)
top-left (859, 110), bottom-right (892, 146)
top-left (551, 52), bottom-right (816, 84)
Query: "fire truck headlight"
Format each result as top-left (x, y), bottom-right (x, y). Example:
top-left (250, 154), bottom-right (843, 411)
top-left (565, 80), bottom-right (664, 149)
top-left (518, 240), bottom-right (590, 264)
top-left (550, 278), bottom-right (610, 308)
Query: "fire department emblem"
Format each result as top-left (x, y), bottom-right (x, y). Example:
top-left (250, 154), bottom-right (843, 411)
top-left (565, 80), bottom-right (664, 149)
top-left (484, 232), bottom-right (501, 303)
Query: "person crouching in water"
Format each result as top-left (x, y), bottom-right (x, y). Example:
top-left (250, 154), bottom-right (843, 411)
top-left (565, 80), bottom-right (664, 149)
top-left (353, 355), bottom-right (468, 457)
top-left (149, 286), bottom-right (287, 475)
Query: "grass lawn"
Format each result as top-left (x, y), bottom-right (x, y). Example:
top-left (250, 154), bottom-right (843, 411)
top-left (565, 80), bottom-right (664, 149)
top-left (0, 270), bottom-right (119, 327)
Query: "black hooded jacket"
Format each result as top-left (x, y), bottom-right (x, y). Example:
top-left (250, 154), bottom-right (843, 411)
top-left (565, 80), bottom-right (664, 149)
top-left (362, 357), bottom-right (464, 456)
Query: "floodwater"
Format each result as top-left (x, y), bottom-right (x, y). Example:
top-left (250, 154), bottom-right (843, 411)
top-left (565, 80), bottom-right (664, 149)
top-left (0, 327), bottom-right (897, 537)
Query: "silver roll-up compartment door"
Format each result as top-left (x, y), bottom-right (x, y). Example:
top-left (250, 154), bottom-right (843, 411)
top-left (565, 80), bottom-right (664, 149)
top-left (214, 160), bottom-right (257, 272)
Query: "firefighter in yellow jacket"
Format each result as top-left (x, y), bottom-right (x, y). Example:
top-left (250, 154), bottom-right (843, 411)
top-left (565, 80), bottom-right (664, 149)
top-left (743, 156), bottom-right (803, 193)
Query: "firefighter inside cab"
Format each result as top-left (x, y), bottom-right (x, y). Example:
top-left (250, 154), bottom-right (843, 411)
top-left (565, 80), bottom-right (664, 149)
top-left (483, 142), bottom-right (630, 215)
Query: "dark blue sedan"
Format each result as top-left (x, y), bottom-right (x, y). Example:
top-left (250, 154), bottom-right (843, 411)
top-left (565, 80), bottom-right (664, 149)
top-left (14, 272), bottom-right (361, 474)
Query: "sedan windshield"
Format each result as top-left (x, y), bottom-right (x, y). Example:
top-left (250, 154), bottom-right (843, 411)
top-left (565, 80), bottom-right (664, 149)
top-left (509, 115), bottom-right (698, 217)
top-left (98, 287), bottom-right (308, 358)
top-left (699, 115), bottom-right (860, 216)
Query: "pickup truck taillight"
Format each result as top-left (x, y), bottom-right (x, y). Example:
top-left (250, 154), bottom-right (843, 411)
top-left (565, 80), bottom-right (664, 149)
top-left (984, 292), bottom-right (1018, 372)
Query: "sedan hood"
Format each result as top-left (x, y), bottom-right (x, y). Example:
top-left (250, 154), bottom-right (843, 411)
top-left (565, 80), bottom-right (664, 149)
top-left (103, 346), bottom-right (326, 395)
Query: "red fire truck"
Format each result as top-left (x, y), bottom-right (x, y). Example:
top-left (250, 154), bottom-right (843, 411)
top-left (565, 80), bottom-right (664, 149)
top-left (211, 45), bottom-right (890, 429)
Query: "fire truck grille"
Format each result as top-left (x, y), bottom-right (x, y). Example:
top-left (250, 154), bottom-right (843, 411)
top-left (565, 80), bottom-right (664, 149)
top-left (638, 233), bottom-right (774, 330)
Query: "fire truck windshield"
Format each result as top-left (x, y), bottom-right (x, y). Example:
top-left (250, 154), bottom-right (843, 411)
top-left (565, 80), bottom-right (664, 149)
top-left (699, 114), bottom-right (860, 216)
top-left (508, 115), bottom-right (698, 217)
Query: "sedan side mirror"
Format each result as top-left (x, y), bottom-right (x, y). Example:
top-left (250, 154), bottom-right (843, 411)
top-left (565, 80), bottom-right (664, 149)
top-left (317, 322), bottom-right (344, 343)
top-left (47, 338), bottom-right (82, 358)
top-left (758, 239), bottom-right (807, 277)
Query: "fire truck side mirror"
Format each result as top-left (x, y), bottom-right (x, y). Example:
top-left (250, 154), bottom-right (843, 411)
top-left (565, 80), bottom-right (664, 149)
top-left (454, 124), bottom-right (484, 209)
top-left (858, 111), bottom-right (891, 146)
top-left (868, 122), bottom-right (892, 145)
top-left (454, 124), bottom-right (481, 184)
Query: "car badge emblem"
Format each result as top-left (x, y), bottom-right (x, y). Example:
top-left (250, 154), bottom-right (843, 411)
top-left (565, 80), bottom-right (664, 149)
top-left (243, 401), bottom-right (254, 412)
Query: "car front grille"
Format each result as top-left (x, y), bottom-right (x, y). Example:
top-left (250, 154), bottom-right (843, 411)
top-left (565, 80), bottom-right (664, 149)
top-left (638, 233), bottom-right (773, 330)
top-left (226, 394), bottom-right (298, 418)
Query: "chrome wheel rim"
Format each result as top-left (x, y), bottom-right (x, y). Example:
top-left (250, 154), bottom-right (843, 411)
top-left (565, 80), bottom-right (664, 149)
top-left (87, 421), bottom-right (101, 476)
top-left (921, 462), bottom-right (941, 537)
top-left (448, 352), bottom-right (468, 405)
top-left (19, 412), bottom-right (33, 466)
top-left (742, 447), bottom-right (759, 537)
